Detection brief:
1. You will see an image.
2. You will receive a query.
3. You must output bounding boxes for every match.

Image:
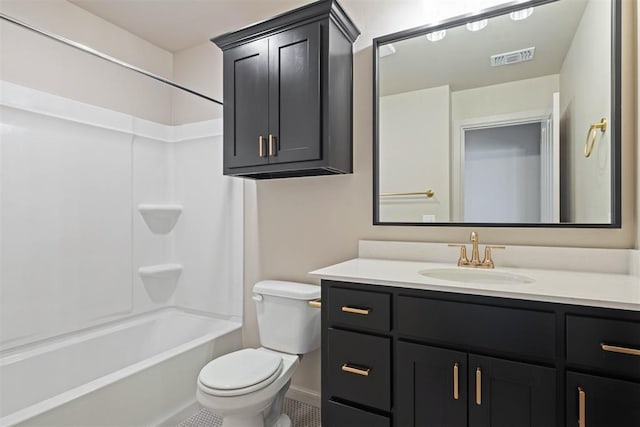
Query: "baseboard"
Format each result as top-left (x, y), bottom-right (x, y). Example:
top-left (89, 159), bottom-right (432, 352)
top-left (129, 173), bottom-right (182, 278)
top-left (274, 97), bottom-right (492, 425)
top-left (286, 385), bottom-right (321, 408)
top-left (156, 401), bottom-right (201, 426)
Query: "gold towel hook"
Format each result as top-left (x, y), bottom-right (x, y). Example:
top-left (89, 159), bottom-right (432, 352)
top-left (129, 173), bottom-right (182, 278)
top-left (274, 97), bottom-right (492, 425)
top-left (584, 117), bottom-right (607, 158)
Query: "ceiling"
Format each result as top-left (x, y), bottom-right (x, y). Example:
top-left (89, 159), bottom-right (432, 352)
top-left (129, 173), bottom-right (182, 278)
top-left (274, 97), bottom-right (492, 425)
top-left (69, 0), bottom-right (315, 52)
top-left (68, 0), bottom-right (513, 53)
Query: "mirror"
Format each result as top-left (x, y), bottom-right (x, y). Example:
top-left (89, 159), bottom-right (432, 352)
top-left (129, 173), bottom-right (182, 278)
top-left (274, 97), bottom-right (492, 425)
top-left (374, 0), bottom-right (620, 226)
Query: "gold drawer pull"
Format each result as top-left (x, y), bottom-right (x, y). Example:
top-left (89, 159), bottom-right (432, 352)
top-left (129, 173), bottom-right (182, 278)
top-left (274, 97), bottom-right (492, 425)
top-left (601, 343), bottom-right (640, 356)
top-left (475, 367), bottom-right (482, 405)
top-left (453, 362), bottom-right (459, 400)
top-left (578, 387), bottom-right (586, 427)
top-left (341, 363), bottom-right (370, 376)
top-left (308, 298), bottom-right (321, 308)
top-left (258, 135), bottom-right (265, 158)
top-left (341, 306), bottom-right (370, 315)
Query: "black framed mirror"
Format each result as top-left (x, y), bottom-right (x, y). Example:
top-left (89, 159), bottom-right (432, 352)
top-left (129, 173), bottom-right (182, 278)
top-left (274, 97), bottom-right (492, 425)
top-left (373, 0), bottom-right (621, 227)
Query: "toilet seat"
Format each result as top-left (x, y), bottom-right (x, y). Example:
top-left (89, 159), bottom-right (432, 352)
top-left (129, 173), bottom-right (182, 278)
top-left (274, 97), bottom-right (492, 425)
top-left (198, 348), bottom-right (284, 397)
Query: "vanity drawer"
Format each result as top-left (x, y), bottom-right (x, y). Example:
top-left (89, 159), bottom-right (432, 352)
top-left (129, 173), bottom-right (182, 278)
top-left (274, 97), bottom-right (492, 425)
top-left (566, 315), bottom-right (640, 380)
top-left (326, 328), bottom-right (391, 411)
top-left (328, 287), bottom-right (391, 332)
top-left (397, 296), bottom-right (556, 360)
top-left (323, 400), bottom-right (391, 427)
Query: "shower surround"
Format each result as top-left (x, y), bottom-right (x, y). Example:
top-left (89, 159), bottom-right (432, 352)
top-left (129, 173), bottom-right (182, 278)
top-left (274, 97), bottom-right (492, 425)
top-left (0, 81), bottom-right (243, 425)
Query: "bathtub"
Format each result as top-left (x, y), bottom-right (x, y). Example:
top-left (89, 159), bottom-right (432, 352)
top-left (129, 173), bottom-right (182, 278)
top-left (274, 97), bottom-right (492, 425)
top-left (0, 309), bottom-right (242, 426)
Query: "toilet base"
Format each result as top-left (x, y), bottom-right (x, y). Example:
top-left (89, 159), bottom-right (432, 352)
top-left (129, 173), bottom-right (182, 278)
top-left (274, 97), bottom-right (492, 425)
top-left (274, 414), bottom-right (291, 427)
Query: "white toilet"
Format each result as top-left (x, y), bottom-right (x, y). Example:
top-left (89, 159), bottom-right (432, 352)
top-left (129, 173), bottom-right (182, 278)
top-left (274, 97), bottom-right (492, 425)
top-left (196, 280), bottom-right (321, 427)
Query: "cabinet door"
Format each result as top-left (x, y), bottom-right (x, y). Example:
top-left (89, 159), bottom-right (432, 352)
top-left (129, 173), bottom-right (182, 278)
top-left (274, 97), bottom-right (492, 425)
top-left (468, 355), bottom-right (556, 427)
top-left (268, 22), bottom-right (321, 164)
top-left (223, 38), bottom-right (269, 169)
top-left (567, 372), bottom-right (640, 427)
top-left (397, 342), bottom-right (467, 427)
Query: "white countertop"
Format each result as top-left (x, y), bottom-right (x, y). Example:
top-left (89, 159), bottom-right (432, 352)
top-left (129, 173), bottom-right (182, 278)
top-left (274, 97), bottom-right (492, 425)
top-left (309, 258), bottom-right (640, 311)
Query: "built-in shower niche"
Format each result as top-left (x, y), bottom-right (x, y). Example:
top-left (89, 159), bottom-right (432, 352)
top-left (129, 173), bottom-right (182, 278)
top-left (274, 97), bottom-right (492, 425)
top-left (138, 204), bottom-right (183, 234)
top-left (138, 263), bottom-right (183, 302)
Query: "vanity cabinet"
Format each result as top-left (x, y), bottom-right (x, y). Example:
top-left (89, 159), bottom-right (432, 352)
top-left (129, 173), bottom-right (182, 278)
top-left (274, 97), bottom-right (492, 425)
top-left (565, 315), bottom-right (640, 427)
top-left (212, 0), bottom-right (359, 179)
top-left (320, 280), bottom-right (640, 427)
top-left (566, 372), bottom-right (640, 427)
top-left (322, 286), bottom-right (393, 426)
top-left (397, 343), bottom-right (555, 427)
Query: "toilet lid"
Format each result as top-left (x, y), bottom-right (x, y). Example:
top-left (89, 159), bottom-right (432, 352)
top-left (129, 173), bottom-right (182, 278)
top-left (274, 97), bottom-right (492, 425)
top-left (199, 348), bottom-right (283, 392)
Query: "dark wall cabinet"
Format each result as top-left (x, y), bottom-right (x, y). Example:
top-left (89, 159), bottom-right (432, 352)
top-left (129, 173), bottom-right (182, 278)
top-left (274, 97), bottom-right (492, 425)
top-left (321, 280), bottom-right (640, 427)
top-left (212, 0), bottom-right (359, 179)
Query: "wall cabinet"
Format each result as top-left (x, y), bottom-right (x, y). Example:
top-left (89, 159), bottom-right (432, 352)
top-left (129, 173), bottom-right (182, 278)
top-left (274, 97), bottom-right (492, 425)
top-left (321, 280), bottom-right (640, 427)
top-left (212, 0), bottom-right (359, 179)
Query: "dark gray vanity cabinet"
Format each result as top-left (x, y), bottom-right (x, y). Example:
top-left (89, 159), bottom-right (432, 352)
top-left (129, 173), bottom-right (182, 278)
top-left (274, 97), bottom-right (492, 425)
top-left (565, 315), bottom-right (640, 427)
top-left (566, 373), bottom-right (640, 427)
top-left (322, 285), bottom-right (392, 427)
top-left (321, 280), bottom-right (640, 427)
top-left (212, 0), bottom-right (359, 179)
top-left (397, 343), bottom-right (556, 427)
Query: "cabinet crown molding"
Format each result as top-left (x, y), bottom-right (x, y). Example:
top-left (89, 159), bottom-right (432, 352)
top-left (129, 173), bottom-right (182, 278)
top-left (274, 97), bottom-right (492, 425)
top-left (211, 0), bottom-right (360, 50)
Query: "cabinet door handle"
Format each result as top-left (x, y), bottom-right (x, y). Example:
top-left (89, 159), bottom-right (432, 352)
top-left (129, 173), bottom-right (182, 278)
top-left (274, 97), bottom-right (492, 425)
top-left (268, 134), bottom-right (277, 156)
top-left (601, 343), bottom-right (640, 356)
top-left (578, 387), bottom-right (586, 427)
top-left (341, 306), bottom-right (370, 315)
top-left (453, 362), bottom-right (459, 400)
top-left (475, 367), bottom-right (482, 405)
top-left (258, 135), bottom-right (265, 158)
top-left (341, 363), bottom-right (370, 376)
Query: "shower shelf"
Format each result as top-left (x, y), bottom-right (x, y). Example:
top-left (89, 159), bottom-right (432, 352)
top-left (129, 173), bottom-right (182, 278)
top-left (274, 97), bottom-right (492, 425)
top-left (138, 264), bottom-right (183, 288)
top-left (138, 204), bottom-right (182, 234)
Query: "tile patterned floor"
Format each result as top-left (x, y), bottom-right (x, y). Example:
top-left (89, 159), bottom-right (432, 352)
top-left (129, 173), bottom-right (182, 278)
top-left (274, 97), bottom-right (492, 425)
top-left (178, 398), bottom-right (320, 427)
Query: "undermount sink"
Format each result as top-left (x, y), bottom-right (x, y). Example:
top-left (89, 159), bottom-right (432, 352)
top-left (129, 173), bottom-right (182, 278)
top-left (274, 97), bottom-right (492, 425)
top-left (419, 268), bottom-right (535, 285)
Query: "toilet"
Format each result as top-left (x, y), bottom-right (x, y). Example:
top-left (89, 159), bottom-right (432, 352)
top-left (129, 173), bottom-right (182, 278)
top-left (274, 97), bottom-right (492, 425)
top-left (196, 280), bottom-right (321, 427)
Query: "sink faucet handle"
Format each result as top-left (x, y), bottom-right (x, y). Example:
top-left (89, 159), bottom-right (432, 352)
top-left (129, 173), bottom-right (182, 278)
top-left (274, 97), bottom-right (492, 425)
top-left (448, 244), bottom-right (470, 266)
top-left (469, 231), bottom-right (481, 265)
top-left (482, 245), bottom-right (506, 269)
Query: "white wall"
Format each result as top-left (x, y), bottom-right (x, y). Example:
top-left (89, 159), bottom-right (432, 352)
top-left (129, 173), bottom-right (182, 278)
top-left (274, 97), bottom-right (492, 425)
top-left (451, 74), bottom-right (559, 122)
top-left (0, 0), bottom-right (173, 124)
top-left (379, 85), bottom-right (450, 222)
top-left (0, 91), bottom-right (133, 350)
top-left (171, 134), bottom-right (243, 317)
top-left (172, 42), bottom-right (223, 125)
top-left (559, 0), bottom-right (612, 223)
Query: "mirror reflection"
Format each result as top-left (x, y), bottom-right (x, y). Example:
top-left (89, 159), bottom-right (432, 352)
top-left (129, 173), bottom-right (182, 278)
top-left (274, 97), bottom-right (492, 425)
top-left (375, 0), bottom-right (618, 225)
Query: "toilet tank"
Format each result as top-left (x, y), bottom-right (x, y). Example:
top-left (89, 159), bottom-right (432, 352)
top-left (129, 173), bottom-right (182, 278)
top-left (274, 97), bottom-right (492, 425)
top-left (253, 280), bottom-right (321, 354)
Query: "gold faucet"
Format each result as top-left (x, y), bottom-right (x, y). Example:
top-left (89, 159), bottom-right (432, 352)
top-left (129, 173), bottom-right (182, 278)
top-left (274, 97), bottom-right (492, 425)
top-left (449, 232), bottom-right (505, 269)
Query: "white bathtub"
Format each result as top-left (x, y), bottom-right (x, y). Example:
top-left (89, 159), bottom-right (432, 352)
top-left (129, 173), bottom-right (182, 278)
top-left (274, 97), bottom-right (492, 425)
top-left (0, 309), bottom-right (242, 426)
